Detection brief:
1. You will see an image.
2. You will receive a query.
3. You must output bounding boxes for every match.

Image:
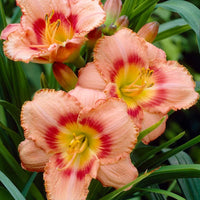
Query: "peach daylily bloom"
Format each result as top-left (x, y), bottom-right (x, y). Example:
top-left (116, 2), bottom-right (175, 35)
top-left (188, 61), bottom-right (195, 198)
top-left (19, 89), bottom-right (138, 200)
top-left (77, 28), bottom-right (199, 143)
top-left (0, 0), bottom-right (105, 63)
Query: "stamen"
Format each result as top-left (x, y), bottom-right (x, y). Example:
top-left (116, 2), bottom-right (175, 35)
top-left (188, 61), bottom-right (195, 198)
top-left (121, 68), bottom-right (154, 97)
top-left (58, 133), bottom-right (88, 171)
top-left (44, 10), bottom-right (63, 44)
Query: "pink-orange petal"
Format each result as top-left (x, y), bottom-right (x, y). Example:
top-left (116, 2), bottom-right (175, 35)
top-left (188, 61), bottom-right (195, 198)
top-left (77, 62), bottom-right (106, 90)
top-left (78, 98), bottom-right (139, 164)
top-left (0, 24), bottom-right (21, 40)
top-left (44, 155), bottom-right (99, 200)
top-left (18, 139), bottom-right (49, 172)
top-left (141, 111), bottom-right (168, 144)
top-left (69, 0), bottom-right (105, 36)
top-left (142, 60), bottom-right (199, 113)
top-left (94, 28), bottom-right (149, 82)
top-left (146, 42), bottom-right (166, 65)
top-left (97, 157), bottom-right (138, 189)
top-left (69, 86), bottom-right (106, 108)
top-left (3, 29), bottom-right (51, 63)
top-left (17, 0), bottom-right (70, 31)
top-left (21, 89), bottom-right (82, 153)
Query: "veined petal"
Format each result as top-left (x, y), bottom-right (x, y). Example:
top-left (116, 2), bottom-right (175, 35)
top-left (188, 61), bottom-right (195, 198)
top-left (97, 157), bottom-right (138, 189)
top-left (44, 155), bottom-right (99, 200)
top-left (141, 111), bottom-right (168, 144)
top-left (0, 24), bottom-right (21, 40)
top-left (69, 86), bottom-right (106, 108)
top-left (78, 98), bottom-right (138, 164)
top-left (77, 62), bottom-right (106, 90)
top-left (3, 29), bottom-right (53, 63)
top-left (17, 0), bottom-right (70, 30)
top-left (146, 42), bottom-right (166, 65)
top-left (18, 139), bottom-right (49, 172)
top-left (69, 0), bottom-right (105, 36)
top-left (21, 89), bottom-right (82, 153)
top-left (94, 28), bottom-right (149, 82)
top-left (141, 60), bottom-right (199, 113)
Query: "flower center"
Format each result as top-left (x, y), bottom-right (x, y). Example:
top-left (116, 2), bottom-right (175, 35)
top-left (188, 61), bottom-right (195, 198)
top-left (120, 68), bottom-right (154, 97)
top-left (68, 133), bottom-right (88, 155)
top-left (44, 10), bottom-right (73, 45)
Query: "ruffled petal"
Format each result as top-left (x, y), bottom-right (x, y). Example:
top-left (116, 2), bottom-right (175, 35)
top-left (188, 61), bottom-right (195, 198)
top-left (17, 0), bottom-right (70, 29)
top-left (78, 98), bottom-right (138, 164)
top-left (3, 29), bottom-right (52, 63)
top-left (69, 86), bottom-right (106, 108)
top-left (0, 24), bottom-right (21, 40)
top-left (44, 155), bottom-right (99, 200)
top-left (141, 60), bottom-right (199, 113)
top-left (77, 62), bottom-right (106, 90)
top-left (141, 111), bottom-right (168, 144)
top-left (21, 89), bottom-right (82, 153)
top-left (94, 28), bottom-right (149, 82)
top-left (97, 157), bottom-right (138, 189)
top-left (70, 0), bottom-right (105, 35)
top-left (18, 139), bottom-right (49, 172)
top-left (146, 42), bottom-right (166, 65)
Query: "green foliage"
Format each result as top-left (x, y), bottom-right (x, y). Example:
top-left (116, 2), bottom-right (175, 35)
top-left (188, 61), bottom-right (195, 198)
top-left (156, 0), bottom-right (200, 52)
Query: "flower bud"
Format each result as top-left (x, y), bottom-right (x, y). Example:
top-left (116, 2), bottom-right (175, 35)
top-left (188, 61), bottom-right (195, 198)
top-left (104, 0), bottom-right (122, 25)
top-left (53, 62), bottom-right (78, 91)
top-left (115, 15), bottom-right (129, 29)
top-left (137, 22), bottom-right (159, 43)
top-left (87, 27), bottom-right (102, 48)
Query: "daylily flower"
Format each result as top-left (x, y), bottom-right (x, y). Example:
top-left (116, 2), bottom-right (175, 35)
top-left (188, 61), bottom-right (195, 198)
top-left (77, 28), bottom-right (199, 143)
top-left (19, 89), bottom-right (138, 200)
top-left (0, 0), bottom-right (105, 63)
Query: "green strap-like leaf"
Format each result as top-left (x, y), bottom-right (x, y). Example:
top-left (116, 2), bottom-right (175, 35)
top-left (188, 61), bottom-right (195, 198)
top-left (0, 171), bottom-right (26, 200)
top-left (156, 0), bottom-right (200, 52)
top-left (195, 81), bottom-right (200, 94)
top-left (0, 140), bottom-right (45, 200)
top-left (0, 100), bottom-right (23, 135)
top-left (0, 121), bottom-right (22, 146)
top-left (155, 19), bottom-right (191, 42)
top-left (0, 0), bottom-right (7, 30)
top-left (135, 187), bottom-right (186, 200)
top-left (22, 172), bottom-right (38, 197)
top-left (121, 0), bottom-right (159, 30)
top-left (139, 134), bottom-right (200, 170)
top-left (134, 131), bottom-right (185, 167)
top-left (168, 151), bottom-right (200, 200)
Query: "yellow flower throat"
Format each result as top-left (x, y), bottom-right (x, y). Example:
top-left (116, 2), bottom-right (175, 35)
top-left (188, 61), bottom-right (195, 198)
top-left (120, 68), bottom-right (154, 97)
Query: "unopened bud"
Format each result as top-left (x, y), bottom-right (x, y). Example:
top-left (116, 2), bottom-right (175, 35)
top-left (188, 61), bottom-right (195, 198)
top-left (104, 0), bottom-right (122, 25)
top-left (87, 27), bottom-right (102, 48)
top-left (53, 62), bottom-right (78, 91)
top-left (115, 15), bottom-right (129, 29)
top-left (137, 22), bottom-right (159, 43)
